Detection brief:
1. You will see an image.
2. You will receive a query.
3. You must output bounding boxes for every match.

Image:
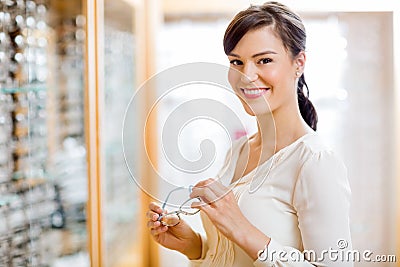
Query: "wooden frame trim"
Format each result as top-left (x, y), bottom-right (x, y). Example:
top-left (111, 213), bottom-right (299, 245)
top-left (84, 0), bottom-right (105, 266)
top-left (135, 0), bottom-right (161, 266)
top-left (393, 8), bottom-right (400, 267)
top-left (134, 2), bottom-right (148, 267)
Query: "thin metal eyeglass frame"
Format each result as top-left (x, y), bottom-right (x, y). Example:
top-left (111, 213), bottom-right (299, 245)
top-left (157, 186), bottom-right (200, 226)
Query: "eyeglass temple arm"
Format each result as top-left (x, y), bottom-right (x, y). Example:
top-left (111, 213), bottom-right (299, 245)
top-left (161, 186), bottom-right (187, 210)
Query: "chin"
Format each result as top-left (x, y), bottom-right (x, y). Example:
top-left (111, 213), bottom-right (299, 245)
top-left (244, 108), bottom-right (256, 116)
top-left (240, 101), bottom-right (256, 116)
top-left (241, 102), bottom-right (273, 117)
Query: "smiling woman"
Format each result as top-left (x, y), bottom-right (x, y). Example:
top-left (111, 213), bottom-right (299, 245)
top-left (224, 7), bottom-right (317, 132)
top-left (147, 2), bottom-right (353, 267)
top-left (226, 26), bottom-right (306, 120)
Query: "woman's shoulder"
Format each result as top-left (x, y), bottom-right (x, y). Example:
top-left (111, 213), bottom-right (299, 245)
top-left (295, 132), bottom-right (347, 173)
top-left (293, 132), bottom-right (345, 168)
top-left (297, 132), bottom-right (336, 155)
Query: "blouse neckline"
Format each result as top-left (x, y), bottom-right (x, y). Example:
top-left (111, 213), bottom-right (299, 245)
top-left (229, 132), bottom-right (316, 186)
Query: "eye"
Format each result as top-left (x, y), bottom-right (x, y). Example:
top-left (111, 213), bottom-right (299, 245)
top-left (258, 58), bottom-right (272, 64)
top-left (229, 59), bottom-right (243, 66)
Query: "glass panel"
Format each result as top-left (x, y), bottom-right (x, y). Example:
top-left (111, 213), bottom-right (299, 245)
top-left (103, 0), bottom-right (140, 266)
top-left (46, 1), bottom-right (89, 265)
top-left (0, 0), bottom-right (89, 266)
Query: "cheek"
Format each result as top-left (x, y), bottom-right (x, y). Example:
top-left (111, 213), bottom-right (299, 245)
top-left (228, 68), bottom-right (240, 89)
top-left (262, 68), bottom-right (280, 83)
top-left (261, 67), bottom-right (294, 94)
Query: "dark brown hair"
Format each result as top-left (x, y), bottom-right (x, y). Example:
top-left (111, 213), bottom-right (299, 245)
top-left (223, 1), bottom-right (318, 131)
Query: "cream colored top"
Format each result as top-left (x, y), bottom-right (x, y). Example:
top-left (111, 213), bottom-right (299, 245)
top-left (190, 133), bottom-right (353, 267)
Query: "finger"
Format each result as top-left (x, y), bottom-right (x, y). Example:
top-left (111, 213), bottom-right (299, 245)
top-left (146, 210), bottom-right (162, 221)
top-left (191, 200), bottom-right (204, 209)
top-left (151, 225), bottom-right (168, 236)
top-left (149, 202), bottom-right (164, 214)
top-left (203, 179), bottom-right (230, 197)
top-left (193, 178), bottom-right (216, 188)
top-left (193, 178), bottom-right (229, 198)
top-left (192, 200), bottom-right (215, 217)
top-left (147, 220), bottom-right (161, 229)
top-left (190, 186), bottom-right (219, 204)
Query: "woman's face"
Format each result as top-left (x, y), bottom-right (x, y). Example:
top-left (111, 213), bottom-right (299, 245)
top-left (227, 26), bottom-right (305, 116)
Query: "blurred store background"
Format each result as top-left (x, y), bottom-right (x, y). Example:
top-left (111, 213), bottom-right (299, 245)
top-left (155, 2), bottom-right (399, 267)
top-left (0, 0), bottom-right (398, 267)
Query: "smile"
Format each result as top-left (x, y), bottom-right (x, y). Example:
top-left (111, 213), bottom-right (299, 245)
top-left (240, 88), bottom-right (269, 99)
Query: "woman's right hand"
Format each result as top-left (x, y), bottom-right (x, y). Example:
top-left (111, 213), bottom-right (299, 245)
top-left (147, 202), bottom-right (202, 260)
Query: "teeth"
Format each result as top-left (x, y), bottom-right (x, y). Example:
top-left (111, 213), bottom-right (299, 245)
top-left (243, 89), bottom-right (266, 95)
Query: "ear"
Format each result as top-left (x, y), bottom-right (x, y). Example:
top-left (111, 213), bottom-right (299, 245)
top-left (294, 51), bottom-right (306, 72)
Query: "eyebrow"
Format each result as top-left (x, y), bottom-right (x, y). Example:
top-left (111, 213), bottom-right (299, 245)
top-left (228, 50), bottom-right (277, 58)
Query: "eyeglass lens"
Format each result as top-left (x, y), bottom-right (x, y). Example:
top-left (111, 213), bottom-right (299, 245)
top-left (158, 198), bottom-right (201, 227)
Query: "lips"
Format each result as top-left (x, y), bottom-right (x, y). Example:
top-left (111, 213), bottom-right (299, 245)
top-left (240, 87), bottom-right (270, 99)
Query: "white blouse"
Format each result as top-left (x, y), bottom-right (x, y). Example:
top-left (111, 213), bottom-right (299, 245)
top-left (190, 132), bottom-right (353, 267)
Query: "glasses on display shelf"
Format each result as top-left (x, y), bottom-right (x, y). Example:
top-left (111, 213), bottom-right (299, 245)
top-left (0, 133), bottom-right (11, 148)
top-left (0, 169), bottom-right (11, 183)
top-left (0, 92), bottom-right (13, 106)
top-left (157, 186), bottom-right (201, 227)
top-left (0, 144), bottom-right (12, 165)
top-left (0, 115), bottom-right (12, 134)
top-left (0, 35), bottom-right (11, 51)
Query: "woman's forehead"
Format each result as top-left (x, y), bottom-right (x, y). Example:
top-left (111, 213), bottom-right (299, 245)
top-left (230, 26), bottom-right (286, 57)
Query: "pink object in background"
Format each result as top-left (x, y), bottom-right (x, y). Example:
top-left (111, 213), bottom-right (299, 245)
top-left (234, 129), bottom-right (247, 140)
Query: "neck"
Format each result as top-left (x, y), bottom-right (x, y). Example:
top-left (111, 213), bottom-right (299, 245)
top-left (252, 104), bottom-right (313, 152)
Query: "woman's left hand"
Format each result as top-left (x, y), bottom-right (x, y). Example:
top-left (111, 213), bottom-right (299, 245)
top-left (190, 178), bottom-right (249, 242)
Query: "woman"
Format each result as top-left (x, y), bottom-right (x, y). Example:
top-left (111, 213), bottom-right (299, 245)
top-left (147, 2), bottom-right (353, 266)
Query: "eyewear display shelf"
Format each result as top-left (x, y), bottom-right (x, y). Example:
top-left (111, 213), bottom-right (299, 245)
top-left (0, 0), bottom-right (56, 265)
top-left (0, 84), bottom-right (58, 267)
top-left (0, 0), bottom-right (87, 266)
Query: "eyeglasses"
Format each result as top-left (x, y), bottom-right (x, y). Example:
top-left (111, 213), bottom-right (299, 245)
top-left (157, 186), bottom-right (200, 227)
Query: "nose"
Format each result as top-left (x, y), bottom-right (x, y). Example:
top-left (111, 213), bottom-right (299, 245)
top-left (241, 63), bottom-right (258, 83)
